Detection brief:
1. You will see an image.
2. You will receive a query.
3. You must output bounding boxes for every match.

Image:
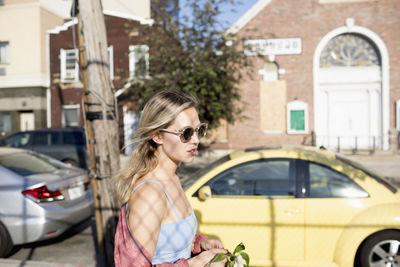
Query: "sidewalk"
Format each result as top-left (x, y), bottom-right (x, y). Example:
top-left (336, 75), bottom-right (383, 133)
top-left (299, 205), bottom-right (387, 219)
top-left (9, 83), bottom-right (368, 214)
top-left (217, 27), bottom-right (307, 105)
top-left (0, 259), bottom-right (94, 267)
top-left (340, 149), bottom-right (400, 182)
top-left (347, 154), bottom-right (400, 186)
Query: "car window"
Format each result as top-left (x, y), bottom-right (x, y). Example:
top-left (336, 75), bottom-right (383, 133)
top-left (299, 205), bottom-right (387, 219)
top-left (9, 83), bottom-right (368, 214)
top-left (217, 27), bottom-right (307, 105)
top-left (32, 132), bottom-right (50, 145)
top-left (336, 154), bottom-right (397, 193)
top-left (308, 162), bottom-right (368, 198)
top-left (181, 154), bottom-right (231, 190)
top-left (207, 159), bottom-right (296, 196)
top-left (63, 131), bottom-right (85, 145)
top-left (2, 133), bottom-right (31, 147)
top-left (50, 132), bottom-right (61, 145)
top-left (0, 151), bottom-right (60, 176)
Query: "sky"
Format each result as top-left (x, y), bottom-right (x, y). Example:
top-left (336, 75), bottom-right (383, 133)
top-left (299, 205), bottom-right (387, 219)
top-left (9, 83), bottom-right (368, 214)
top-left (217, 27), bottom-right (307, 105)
top-left (217, 0), bottom-right (259, 30)
top-left (179, 0), bottom-right (259, 31)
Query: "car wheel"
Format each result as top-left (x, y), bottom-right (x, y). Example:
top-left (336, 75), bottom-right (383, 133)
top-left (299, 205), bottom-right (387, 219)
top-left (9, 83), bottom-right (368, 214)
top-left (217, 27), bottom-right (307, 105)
top-left (360, 230), bottom-right (400, 267)
top-left (0, 222), bottom-right (13, 258)
top-left (63, 159), bottom-right (79, 167)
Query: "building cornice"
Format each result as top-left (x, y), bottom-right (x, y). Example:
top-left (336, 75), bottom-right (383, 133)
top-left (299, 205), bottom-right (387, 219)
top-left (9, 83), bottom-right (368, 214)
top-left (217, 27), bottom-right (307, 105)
top-left (1, 1), bottom-right (153, 25)
top-left (0, 2), bottom-right (69, 19)
top-left (0, 2), bottom-right (40, 10)
top-left (0, 74), bottom-right (50, 88)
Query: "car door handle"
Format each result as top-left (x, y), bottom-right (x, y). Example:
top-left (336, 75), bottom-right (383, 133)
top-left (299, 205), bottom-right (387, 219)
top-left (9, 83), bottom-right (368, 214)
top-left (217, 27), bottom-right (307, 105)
top-left (285, 209), bottom-right (302, 216)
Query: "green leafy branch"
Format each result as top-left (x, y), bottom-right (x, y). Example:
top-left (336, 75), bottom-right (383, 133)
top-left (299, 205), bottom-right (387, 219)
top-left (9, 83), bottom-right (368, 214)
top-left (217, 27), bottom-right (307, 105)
top-left (208, 242), bottom-right (250, 267)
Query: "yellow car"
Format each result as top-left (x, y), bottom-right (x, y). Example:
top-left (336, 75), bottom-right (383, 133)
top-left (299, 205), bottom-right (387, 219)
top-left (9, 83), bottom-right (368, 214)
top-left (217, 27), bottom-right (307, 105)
top-left (182, 146), bottom-right (400, 267)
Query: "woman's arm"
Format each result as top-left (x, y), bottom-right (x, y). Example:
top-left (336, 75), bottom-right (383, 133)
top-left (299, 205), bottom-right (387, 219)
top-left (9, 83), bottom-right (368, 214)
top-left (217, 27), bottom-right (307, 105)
top-left (192, 234), bottom-right (208, 254)
top-left (127, 182), bottom-right (167, 258)
top-left (192, 234), bottom-right (224, 254)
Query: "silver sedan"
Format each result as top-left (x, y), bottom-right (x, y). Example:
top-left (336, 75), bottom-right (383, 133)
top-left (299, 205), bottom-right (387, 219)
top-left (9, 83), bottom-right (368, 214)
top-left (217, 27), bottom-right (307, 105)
top-left (0, 147), bottom-right (93, 257)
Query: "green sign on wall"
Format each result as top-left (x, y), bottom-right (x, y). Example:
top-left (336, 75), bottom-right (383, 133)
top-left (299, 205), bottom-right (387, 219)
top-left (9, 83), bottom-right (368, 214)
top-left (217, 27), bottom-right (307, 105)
top-left (290, 110), bottom-right (305, 131)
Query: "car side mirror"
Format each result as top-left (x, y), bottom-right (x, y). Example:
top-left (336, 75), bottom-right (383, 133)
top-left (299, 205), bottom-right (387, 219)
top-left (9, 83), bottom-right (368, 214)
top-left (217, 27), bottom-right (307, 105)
top-left (198, 185), bottom-right (212, 201)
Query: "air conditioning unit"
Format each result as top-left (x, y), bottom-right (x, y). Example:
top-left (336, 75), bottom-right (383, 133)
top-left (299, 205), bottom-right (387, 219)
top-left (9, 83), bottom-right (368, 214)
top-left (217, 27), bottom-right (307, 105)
top-left (0, 68), bottom-right (6, 76)
top-left (64, 69), bottom-right (77, 81)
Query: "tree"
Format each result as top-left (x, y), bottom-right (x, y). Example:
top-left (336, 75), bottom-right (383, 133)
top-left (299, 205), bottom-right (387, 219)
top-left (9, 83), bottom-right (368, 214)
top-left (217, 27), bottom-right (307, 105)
top-left (122, 0), bottom-right (252, 131)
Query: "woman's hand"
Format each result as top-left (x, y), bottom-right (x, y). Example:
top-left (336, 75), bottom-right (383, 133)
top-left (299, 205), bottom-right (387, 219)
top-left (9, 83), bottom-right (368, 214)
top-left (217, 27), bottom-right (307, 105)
top-left (200, 238), bottom-right (224, 251)
top-left (187, 248), bottom-right (227, 267)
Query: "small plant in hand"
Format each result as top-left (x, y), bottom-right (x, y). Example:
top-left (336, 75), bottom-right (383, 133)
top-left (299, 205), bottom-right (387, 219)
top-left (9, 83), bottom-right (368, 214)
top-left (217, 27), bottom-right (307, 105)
top-left (208, 242), bottom-right (250, 267)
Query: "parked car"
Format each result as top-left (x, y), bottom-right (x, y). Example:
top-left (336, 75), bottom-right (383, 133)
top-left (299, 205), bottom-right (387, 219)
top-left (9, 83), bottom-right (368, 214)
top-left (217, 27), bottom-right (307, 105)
top-left (0, 147), bottom-right (93, 257)
top-left (182, 146), bottom-right (400, 267)
top-left (0, 128), bottom-right (88, 169)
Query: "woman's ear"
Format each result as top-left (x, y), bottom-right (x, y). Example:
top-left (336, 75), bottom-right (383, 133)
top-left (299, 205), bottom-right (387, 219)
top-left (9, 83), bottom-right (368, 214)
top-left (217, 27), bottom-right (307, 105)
top-left (152, 132), bottom-right (163, 145)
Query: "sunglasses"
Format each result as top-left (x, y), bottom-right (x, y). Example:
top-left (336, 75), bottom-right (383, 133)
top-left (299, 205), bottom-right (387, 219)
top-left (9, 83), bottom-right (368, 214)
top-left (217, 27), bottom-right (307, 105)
top-left (160, 123), bottom-right (208, 143)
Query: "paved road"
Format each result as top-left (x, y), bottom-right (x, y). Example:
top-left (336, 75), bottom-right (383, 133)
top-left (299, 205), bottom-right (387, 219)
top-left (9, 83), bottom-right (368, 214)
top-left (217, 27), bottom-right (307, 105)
top-left (3, 152), bottom-right (400, 267)
top-left (4, 217), bottom-right (97, 267)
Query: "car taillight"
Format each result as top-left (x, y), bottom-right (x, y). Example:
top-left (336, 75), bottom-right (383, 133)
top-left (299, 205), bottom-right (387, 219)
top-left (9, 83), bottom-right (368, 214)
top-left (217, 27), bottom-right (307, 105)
top-left (84, 181), bottom-right (91, 191)
top-left (22, 185), bottom-right (65, 203)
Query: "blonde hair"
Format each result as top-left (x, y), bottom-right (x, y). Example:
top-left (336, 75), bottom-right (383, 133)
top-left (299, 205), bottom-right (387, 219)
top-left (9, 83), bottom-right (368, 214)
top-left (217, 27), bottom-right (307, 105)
top-left (115, 90), bottom-right (197, 203)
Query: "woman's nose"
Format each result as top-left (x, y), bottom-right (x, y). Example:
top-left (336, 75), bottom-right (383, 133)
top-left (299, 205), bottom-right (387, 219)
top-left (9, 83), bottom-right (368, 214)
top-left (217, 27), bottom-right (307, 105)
top-left (190, 130), bottom-right (200, 144)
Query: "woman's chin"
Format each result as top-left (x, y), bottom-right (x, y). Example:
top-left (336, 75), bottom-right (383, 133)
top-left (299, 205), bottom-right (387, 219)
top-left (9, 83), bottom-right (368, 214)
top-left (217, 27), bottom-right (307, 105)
top-left (182, 156), bottom-right (196, 164)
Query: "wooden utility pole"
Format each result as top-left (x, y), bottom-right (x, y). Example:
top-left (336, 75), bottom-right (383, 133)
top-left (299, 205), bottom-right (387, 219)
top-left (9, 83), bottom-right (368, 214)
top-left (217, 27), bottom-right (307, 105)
top-left (75, 0), bottom-right (120, 265)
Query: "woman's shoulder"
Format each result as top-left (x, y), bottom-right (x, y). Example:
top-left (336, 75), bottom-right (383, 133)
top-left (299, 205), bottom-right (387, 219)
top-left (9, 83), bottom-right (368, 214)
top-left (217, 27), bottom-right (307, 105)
top-left (128, 179), bottom-right (168, 210)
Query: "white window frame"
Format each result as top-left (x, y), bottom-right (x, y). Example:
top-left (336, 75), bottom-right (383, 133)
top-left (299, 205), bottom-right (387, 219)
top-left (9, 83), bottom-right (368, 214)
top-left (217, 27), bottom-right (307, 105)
top-left (61, 104), bottom-right (80, 127)
top-left (60, 48), bottom-right (79, 82)
top-left (129, 45), bottom-right (149, 79)
top-left (0, 41), bottom-right (9, 64)
top-left (286, 100), bottom-right (309, 134)
top-left (108, 45), bottom-right (114, 80)
top-left (259, 62), bottom-right (279, 81)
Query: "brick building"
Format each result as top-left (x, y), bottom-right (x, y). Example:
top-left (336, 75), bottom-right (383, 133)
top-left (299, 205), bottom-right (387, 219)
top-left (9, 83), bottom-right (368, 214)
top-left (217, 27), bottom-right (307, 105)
top-left (48, 13), bottom-right (152, 147)
top-left (220, 0), bottom-right (400, 151)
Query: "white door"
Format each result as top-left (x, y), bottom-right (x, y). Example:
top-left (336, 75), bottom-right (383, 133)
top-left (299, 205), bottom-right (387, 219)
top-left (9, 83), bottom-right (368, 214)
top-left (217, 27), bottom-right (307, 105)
top-left (315, 32), bottom-right (387, 150)
top-left (328, 90), bottom-right (370, 148)
top-left (20, 112), bottom-right (35, 131)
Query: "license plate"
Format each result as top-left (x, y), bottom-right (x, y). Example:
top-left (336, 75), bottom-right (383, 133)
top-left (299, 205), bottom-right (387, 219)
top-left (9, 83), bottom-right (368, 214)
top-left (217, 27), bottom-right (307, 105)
top-left (68, 185), bottom-right (84, 200)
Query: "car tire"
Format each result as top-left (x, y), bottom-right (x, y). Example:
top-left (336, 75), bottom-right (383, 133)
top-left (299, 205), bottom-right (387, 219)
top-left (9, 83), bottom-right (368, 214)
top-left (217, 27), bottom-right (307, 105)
top-left (63, 159), bottom-right (79, 167)
top-left (0, 222), bottom-right (13, 258)
top-left (359, 230), bottom-right (400, 267)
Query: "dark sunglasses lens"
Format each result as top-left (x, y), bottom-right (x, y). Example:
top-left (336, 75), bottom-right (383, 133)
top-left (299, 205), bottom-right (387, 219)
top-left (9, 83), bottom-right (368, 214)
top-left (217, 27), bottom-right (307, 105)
top-left (197, 124), bottom-right (207, 137)
top-left (182, 128), bottom-right (194, 142)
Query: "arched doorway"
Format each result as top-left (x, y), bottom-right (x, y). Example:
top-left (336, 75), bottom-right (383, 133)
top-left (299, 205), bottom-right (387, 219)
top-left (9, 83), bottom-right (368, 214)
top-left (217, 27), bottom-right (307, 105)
top-left (313, 21), bottom-right (390, 150)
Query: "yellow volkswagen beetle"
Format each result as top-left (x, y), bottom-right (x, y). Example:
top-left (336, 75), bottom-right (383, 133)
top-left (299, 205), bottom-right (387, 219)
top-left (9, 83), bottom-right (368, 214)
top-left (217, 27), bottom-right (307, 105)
top-left (182, 146), bottom-right (400, 267)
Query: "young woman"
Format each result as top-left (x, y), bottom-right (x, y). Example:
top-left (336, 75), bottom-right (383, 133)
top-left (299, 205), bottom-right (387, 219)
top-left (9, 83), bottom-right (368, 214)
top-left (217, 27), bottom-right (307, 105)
top-left (114, 90), bottom-right (226, 267)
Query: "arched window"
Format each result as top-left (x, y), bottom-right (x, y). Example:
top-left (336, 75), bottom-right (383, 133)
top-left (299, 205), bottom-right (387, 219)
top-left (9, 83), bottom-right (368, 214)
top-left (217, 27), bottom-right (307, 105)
top-left (319, 33), bottom-right (380, 68)
top-left (262, 62), bottom-right (279, 81)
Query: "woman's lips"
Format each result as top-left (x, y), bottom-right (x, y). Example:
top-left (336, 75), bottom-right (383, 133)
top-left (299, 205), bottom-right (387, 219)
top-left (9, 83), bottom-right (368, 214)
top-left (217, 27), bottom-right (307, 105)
top-left (188, 148), bottom-right (197, 156)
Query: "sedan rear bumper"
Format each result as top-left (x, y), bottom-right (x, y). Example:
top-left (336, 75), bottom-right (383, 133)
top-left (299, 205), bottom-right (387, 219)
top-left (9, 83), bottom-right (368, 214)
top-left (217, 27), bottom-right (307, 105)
top-left (5, 194), bottom-right (94, 245)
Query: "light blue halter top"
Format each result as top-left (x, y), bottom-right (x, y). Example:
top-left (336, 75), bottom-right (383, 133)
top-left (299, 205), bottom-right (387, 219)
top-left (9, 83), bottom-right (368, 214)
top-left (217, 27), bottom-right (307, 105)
top-left (128, 180), bottom-right (197, 264)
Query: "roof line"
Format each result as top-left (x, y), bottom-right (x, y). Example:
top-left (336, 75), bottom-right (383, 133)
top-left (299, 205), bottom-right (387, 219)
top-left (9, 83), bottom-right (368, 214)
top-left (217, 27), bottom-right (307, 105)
top-left (47, 11), bottom-right (154, 35)
top-left (47, 18), bottom-right (77, 34)
top-left (103, 9), bottom-right (153, 25)
top-left (226, 0), bottom-right (272, 35)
